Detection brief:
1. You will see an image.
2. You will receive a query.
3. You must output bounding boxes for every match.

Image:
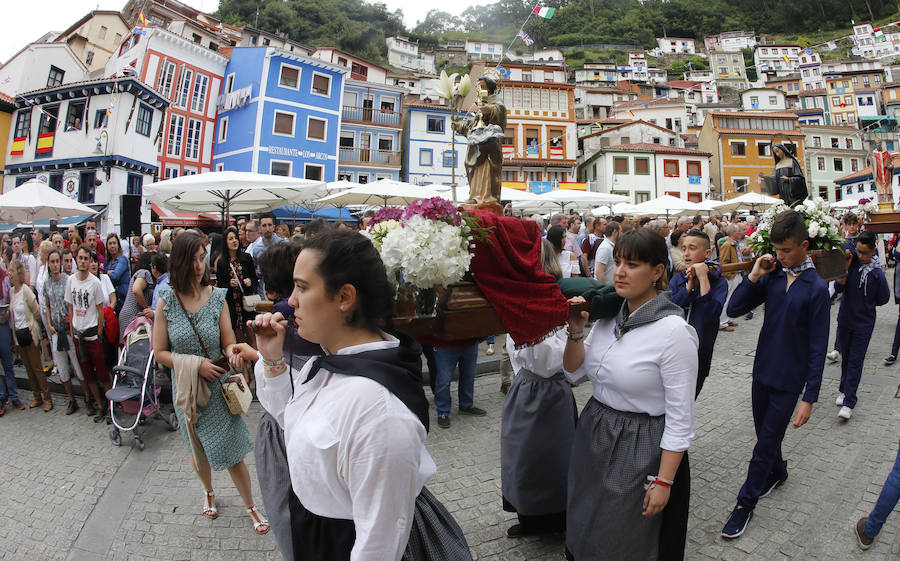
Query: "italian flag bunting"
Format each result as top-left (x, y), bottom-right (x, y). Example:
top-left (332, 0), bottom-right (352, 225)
top-left (532, 5), bottom-right (555, 18)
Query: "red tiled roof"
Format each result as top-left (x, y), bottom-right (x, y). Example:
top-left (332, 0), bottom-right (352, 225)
top-left (603, 142), bottom-right (712, 157)
top-left (404, 100), bottom-right (450, 109)
top-left (581, 119), bottom-right (677, 140)
top-left (835, 154), bottom-right (900, 183)
top-left (708, 110), bottom-right (799, 118)
top-left (798, 88), bottom-right (826, 96)
top-left (798, 123), bottom-right (859, 131)
top-left (616, 97), bottom-right (685, 110)
top-left (0, 92), bottom-right (14, 105)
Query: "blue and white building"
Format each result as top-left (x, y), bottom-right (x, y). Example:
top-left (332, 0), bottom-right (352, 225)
top-left (3, 77), bottom-right (168, 234)
top-left (338, 79), bottom-right (405, 183)
top-left (403, 100), bottom-right (467, 187)
top-left (212, 47), bottom-right (347, 181)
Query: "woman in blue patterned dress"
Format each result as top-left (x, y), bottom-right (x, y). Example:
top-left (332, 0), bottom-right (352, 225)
top-left (152, 231), bottom-right (269, 534)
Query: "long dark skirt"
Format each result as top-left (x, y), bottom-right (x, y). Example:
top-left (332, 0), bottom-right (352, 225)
top-left (566, 398), bottom-right (690, 561)
top-left (255, 412), bottom-right (294, 561)
top-left (501, 369), bottom-right (576, 531)
top-left (288, 486), bottom-right (474, 561)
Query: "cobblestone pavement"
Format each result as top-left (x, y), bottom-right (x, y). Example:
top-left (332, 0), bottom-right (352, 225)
top-left (4, 285), bottom-right (900, 560)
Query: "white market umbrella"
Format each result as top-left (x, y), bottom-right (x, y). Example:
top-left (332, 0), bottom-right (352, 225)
top-left (592, 202), bottom-right (640, 216)
top-left (630, 194), bottom-right (705, 217)
top-left (144, 171), bottom-right (329, 217)
top-left (832, 196), bottom-right (874, 209)
top-left (316, 179), bottom-right (444, 207)
top-left (512, 190), bottom-right (629, 211)
top-left (431, 184), bottom-right (542, 203)
top-left (710, 192), bottom-right (782, 214)
top-left (0, 179), bottom-right (95, 223)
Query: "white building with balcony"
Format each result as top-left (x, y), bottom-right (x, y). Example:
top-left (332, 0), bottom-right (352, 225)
top-left (338, 80), bottom-right (404, 183)
top-left (3, 77), bottom-right (169, 234)
top-left (754, 44), bottom-right (801, 76)
top-left (403, 100), bottom-right (467, 187)
top-left (465, 40), bottom-right (504, 62)
top-left (0, 43), bottom-right (88, 97)
top-left (386, 36), bottom-right (435, 73)
top-left (741, 88), bottom-right (787, 111)
top-left (655, 37), bottom-right (697, 55)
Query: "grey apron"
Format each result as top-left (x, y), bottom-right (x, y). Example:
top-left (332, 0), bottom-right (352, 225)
top-left (501, 369), bottom-right (576, 516)
top-left (566, 398), bottom-right (665, 561)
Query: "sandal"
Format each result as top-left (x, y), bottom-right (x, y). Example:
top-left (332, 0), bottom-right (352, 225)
top-left (247, 505), bottom-right (269, 534)
top-left (202, 490), bottom-right (218, 519)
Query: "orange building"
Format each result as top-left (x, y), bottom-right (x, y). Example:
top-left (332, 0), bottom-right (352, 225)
top-left (825, 76), bottom-right (860, 126)
top-left (698, 111), bottom-right (804, 199)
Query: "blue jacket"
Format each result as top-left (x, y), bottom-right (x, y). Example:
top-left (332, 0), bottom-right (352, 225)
top-left (669, 265), bottom-right (728, 386)
top-left (106, 254), bottom-right (131, 301)
top-left (835, 255), bottom-right (890, 331)
top-left (727, 265), bottom-right (830, 403)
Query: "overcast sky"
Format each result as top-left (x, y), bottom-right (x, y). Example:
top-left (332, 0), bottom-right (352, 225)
top-left (1, 0), bottom-right (485, 63)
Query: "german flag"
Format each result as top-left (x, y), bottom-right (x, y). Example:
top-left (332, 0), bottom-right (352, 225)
top-left (35, 132), bottom-right (54, 154)
top-left (9, 137), bottom-right (25, 156)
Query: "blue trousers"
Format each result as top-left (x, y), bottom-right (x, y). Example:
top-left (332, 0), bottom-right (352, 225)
top-left (433, 344), bottom-right (478, 415)
top-left (0, 324), bottom-right (17, 402)
top-left (836, 325), bottom-right (873, 409)
top-left (866, 439), bottom-right (900, 539)
top-left (737, 381), bottom-right (795, 509)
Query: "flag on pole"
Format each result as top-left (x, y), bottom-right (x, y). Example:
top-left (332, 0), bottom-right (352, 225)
top-left (532, 5), bottom-right (556, 18)
top-left (875, 28), bottom-right (885, 40)
top-left (517, 30), bottom-right (534, 46)
top-left (804, 47), bottom-right (814, 55)
top-left (827, 41), bottom-right (837, 50)
top-left (781, 55), bottom-right (790, 63)
top-left (497, 65), bottom-right (511, 79)
top-left (505, 49), bottom-right (515, 60)
top-left (627, 110), bottom-right (635, 118)
top-left (139, 10), bottom-right (148, 26)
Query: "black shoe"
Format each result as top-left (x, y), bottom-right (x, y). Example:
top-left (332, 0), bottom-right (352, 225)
top-left (13, 358), bottom-right (22, 366)
top-left (10, 399), bottom-right (25, 410)
top-left (505, 524), bottom-right (525, 538)
top-left (745, 311), bottom-right (754, 320)
top-left (437, 414), bottom-right (450, 428)
top-left (721, 505), bottom-right (753, 539)
top-left (760, 471), bottom-right (788, 498)
top-left (65, 400), bottom-right (79, 416)
top-left (459, 406), bottom-right (487, 416)
top-left (93, 412), bottom-right (107, 423)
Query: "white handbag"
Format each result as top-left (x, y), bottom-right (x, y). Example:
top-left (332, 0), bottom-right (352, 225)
top-left (221, 373), bottom-right (252, 415)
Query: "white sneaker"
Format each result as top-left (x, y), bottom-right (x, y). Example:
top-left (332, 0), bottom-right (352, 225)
top-left (838, 406), bottom-right (852, 420)
top-left (836, 393), bottom-right (845, 406)
top-left (827, 350), bottom-right (841, 363)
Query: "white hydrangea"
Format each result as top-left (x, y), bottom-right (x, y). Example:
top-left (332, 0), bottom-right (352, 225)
top-left (807, 221), bottom-right (821, 238)
top-left (379, 215), bottom-right (472, 289)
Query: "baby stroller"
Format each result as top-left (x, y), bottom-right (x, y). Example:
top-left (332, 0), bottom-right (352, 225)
top-left (105, 317), bottom-right (178, 449)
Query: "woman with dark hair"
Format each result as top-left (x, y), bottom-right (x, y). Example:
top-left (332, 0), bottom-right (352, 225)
top-left (547, 224), bottom-right (574, 278)
top-left (563, 228), bottom-right (698, 561)
top-left (153, 231), bottom-right (268, 535)
top-left (252, 241), bottom-right (323, 559)
top-left (8, 259), bottom-right (51, 411)
top-left (250, 230), bottom-right (472, 561)
top-left (209, 232), bottom-right (225, 275)
top-left (669, 230), bottom-right (686, 274)
top-left (216, 226), bottom-right (258, 344)
top-left (105, 233), bottom-right (130, 313)
top-left (501, 236), bottom-right (576, 538)
top-left (117, 251), bottom-right (157, 341)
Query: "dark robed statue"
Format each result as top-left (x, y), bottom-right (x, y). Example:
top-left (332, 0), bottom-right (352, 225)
top-left (761, 141), bottom-right (808, 207)
top-left (453, 76), bottom-right (506, 205)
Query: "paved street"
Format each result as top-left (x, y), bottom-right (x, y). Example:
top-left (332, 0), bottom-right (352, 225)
top-left (3, 285), bottom-right (900, 561)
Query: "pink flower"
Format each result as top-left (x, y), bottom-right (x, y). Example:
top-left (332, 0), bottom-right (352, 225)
top-left (369, 206), bottom-right (403, 229)
top-left (401, 197), bottom-right (461, 225)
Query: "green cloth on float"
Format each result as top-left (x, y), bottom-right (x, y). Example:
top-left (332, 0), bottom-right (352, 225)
top-left (556, 277), bottom-right (624, 321)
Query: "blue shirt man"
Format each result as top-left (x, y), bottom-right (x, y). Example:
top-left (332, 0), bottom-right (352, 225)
top-left (668, 230), bottom-right (728, 397)
top-left (721, 209), bottom-right (830, 540)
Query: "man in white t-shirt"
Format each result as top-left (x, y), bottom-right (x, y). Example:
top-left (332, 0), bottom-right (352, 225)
top-left (65, 246), bottom-right (109, 417)
top-left (594, 222), bottom-right (620, 285)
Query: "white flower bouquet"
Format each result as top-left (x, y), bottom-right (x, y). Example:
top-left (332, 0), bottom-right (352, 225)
top-left (748, 197), bottom-right (845, 255)
top-left (858, 197), bottom-right (879, 218)
top-left (363, 197), bottom-right (492, 291)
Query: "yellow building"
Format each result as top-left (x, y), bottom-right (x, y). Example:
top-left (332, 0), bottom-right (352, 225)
top-left (0, 92), bottom-right (14, 185)
top-left (54, 10), bottom-right (131, 72)
top-left (698, 111), bottom-right (804, 199)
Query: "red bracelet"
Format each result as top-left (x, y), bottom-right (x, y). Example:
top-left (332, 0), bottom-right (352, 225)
top-left (653, 478), bottom-right (673, 488)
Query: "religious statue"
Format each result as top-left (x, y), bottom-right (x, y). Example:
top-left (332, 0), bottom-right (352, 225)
top-left (452, 75), bottom-right (507, 207)
top-left (759, 137), bottom-right (807, 207)
top-left (872, 140), bottom-right (894, 204)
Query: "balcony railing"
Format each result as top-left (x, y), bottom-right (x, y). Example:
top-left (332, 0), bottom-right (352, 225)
top-left (339, 147), bottom-right (401, 166)
top-left (342, 106), bottom-right (401, 127)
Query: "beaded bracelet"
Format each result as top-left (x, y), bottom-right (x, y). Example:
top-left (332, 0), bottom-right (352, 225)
top-left (260, 356), bottom-right (286, 368)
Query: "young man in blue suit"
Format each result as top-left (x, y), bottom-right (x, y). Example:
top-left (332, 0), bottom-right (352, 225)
top-left (833, 230), bottom-right (890, 420)
top-left (721, 210), bottom-right (830, 539)
top-left (668, 229), bottom-right (729, 397)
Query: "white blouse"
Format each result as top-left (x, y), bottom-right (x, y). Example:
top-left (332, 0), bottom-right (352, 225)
top-left (565, 314), bottom-right (699, 452)
top-left (256, 335), bottom-right (436, 561)
top-left (557, 250), bottom-right (574, 278)
top-left (507, 329), bottom-right (567, 379)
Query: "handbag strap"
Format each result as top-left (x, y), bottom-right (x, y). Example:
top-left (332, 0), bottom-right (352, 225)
top-left (173, 291), bottom-right (212, 360)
